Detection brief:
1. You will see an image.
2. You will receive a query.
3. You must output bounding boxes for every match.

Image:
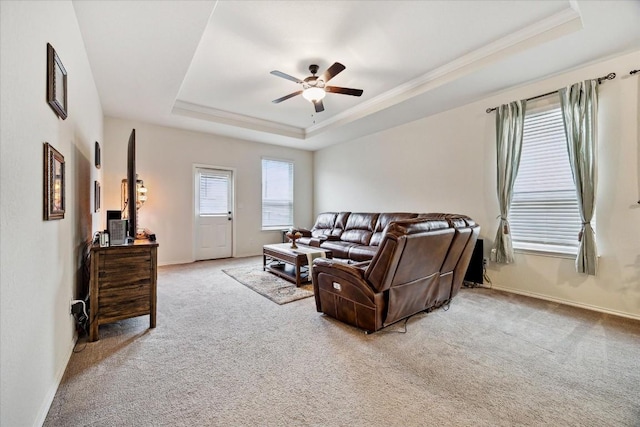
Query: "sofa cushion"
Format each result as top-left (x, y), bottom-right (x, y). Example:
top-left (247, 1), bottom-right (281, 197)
top-left (297, 236), bottom-right (324, 247)
top-left (340, 213), bottom-right (379, 245)
top-left (311, 212), bottom-right (338, 237)
top-left (370, 213), bottom-right (419, 246)
top-left (319, 240), bottom-right (358, 259)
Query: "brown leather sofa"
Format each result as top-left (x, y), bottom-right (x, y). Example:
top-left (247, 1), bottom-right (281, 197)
top-left (308, 214), bottom-right (479, 333)
top-left (296, 212), bottom-right (422, 261)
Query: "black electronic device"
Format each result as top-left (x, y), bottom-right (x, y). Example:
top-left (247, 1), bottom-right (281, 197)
top-left (106, 210), bottom-right (122, 240)
top-left (106, 210), bottom-right (121, 221)
top-left (126, 129), bottom-right (136, 240)
top-left (464, 238), bottom-right (484, 285)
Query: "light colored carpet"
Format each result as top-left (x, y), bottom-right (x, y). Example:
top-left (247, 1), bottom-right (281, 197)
top-left (44, 256), bottom-right (640, 426)
top-left (222, 266), bottom-right (313, 304)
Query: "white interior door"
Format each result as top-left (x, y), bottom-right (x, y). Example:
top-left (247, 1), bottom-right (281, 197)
top-left (195, 168), bottom-right (233, 260)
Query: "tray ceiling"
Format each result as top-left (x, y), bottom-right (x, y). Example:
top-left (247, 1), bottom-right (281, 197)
top-left (73, 1), bottom-right (640, 150)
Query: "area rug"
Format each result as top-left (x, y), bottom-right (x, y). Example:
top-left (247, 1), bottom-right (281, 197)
top-left (222, 266), bottom-right (314, 305)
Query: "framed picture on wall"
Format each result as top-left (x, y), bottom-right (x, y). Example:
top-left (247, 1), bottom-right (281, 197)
top-left (46, 43), bottom-right (68, 120)
top-left (95, 141), bottom-right (101, 169)
top-left (44, 142), bottom-right (65, 220)
top-left (94, 181), bottom-right (101, 213)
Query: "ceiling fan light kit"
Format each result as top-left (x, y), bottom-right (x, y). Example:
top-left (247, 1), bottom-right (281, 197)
top-left (302, 87), bottom-right (326, 102)
top-left (271, 62), bottom-right (363, 113)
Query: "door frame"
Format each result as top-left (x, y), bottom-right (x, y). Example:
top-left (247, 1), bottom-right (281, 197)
top-left (192, 164), bottom-right (237, 261)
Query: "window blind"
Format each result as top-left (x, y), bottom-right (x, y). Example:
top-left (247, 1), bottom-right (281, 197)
top-left (508, 102), bottom-right (582, 255)
top-left (262, 159), bottom-right (294, 228)
top-left (199, 172), bottom-right (229, 215)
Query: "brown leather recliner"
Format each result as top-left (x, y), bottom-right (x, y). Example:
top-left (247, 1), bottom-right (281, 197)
top-left (311, 217), bottom-right (479, 333)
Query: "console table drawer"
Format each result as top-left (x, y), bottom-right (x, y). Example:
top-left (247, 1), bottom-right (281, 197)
top-left (99, 282), bottom-right (151, 304)
top-left (101, 252), bottom-right (151, 267)
top-left (99, 296), bottom-right (151, 324)
top-left (98, 271), bottom-right (152, 289)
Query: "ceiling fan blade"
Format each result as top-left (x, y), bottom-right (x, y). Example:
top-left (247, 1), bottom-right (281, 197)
top-left (270, 70), bottom-right (304, 84)
top-left (325, 86), bottom-right (364, 97)
top-left (313, 99), bottom-right (325, 113)
top-left (272, 90), bottom-right (303, 103)
top-left (321, 62), bottom-right (345, 83)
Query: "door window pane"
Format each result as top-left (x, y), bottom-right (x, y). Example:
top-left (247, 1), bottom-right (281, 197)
top-left (199, 173), bottom-right (229, 215)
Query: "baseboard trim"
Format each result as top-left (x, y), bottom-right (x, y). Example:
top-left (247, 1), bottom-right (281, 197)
top-left (489, 285), bottom-right (640, 322)
top-left (33, 332), bottom-right (77, 427)
top-left (158, 259), bottom-right (194, 267)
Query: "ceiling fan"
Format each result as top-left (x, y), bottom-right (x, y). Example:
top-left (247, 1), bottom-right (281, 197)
top-left (270, 62), bottom-right (363, 113)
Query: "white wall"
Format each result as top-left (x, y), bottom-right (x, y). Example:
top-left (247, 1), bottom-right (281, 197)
top-left (315, 50), bottom-right (640, 319)
top-left (0, 1), bottom-right (103, 426)
top-left (103, 118), bottom-right (314, 265)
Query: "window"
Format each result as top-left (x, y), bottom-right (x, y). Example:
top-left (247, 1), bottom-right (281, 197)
top-left (261, 159), bottom-right (293, 229)
top-left (508, 97), bottom-right (583, 255)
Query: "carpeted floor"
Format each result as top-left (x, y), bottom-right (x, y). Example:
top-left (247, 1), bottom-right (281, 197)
top-left (44, 256), bottom-right (640, 426)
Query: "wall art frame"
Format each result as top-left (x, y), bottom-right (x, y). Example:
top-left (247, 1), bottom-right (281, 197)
top-left (47, 43), bottom-right (68, 120)
top-left (94, 181), bottom-right (101, 213)
top-left (44, 142), bottom-right (65, 220)
top-left (95, 141), bottom-right (101, 169)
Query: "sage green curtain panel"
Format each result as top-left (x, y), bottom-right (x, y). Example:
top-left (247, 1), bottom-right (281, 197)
top-left (559, 80), bottom-right (599, 275)
top-left (491, 100), bottom-right (526, 264)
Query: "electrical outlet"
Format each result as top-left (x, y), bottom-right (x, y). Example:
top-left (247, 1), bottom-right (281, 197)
top-left (70, 299), bottom-right (84, 315)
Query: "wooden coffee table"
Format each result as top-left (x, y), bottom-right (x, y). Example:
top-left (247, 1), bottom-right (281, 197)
top-left (263, 243), bottom-right (332, 287)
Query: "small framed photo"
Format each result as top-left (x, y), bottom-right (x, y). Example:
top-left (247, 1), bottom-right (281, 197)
top-left (95, 141), bottom-right (101, 169)
top-left (94, 181), bottom-right (101, 212)
top-left (44, 142), bottom-right (65, 220)
top-left (47, 43), bottom-right (67, 120)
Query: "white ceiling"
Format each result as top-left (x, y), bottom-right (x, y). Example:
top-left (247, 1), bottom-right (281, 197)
top-left (73, 0), bottom-right (640, 151)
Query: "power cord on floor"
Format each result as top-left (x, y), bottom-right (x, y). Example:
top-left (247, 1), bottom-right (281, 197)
top-left (378, 315), bottom-right (413, 334)
top-left (483, 270), bottom-right (493, 288)
top-left (464, 259), bottom-right (493, 289)
top-left (71, 300), bottom-right (99, 353)
top-left (72, 314), bottom-right (89, 353)
top-left (377, 305), bottom-right (445, 334)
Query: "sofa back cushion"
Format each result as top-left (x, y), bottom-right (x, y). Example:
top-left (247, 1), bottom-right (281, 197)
top-left (340, 213), bottom-right (379, 245)
top-left (416, 213), bottom-right (479, 300)
top-left (311, 212), bottom-right (338, 237)
top-left (417, 212), bottom-right (476, 228)
top-left (329, 212), bottom-right (351, 238)
top-left (370, 213), bottom-right (419, 246)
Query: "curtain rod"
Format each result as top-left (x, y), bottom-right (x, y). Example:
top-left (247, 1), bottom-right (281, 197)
top-left (485, 72), bottom-right (616, 114)
top-left (631, 69), bottom-right (639, 75)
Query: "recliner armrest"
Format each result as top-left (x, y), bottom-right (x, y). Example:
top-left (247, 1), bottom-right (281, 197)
top-left (350, 260), bottom-right (371, 269)
top-left (313, 258), bottom-right (367, 280)
top-left (293, 228), bottom-right (312, 237)
top-left (308, 237), bottom-right (324, 247)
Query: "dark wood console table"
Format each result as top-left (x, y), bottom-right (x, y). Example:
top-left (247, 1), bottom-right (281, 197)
top-left (89, 239), bottom-right (158, 341)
